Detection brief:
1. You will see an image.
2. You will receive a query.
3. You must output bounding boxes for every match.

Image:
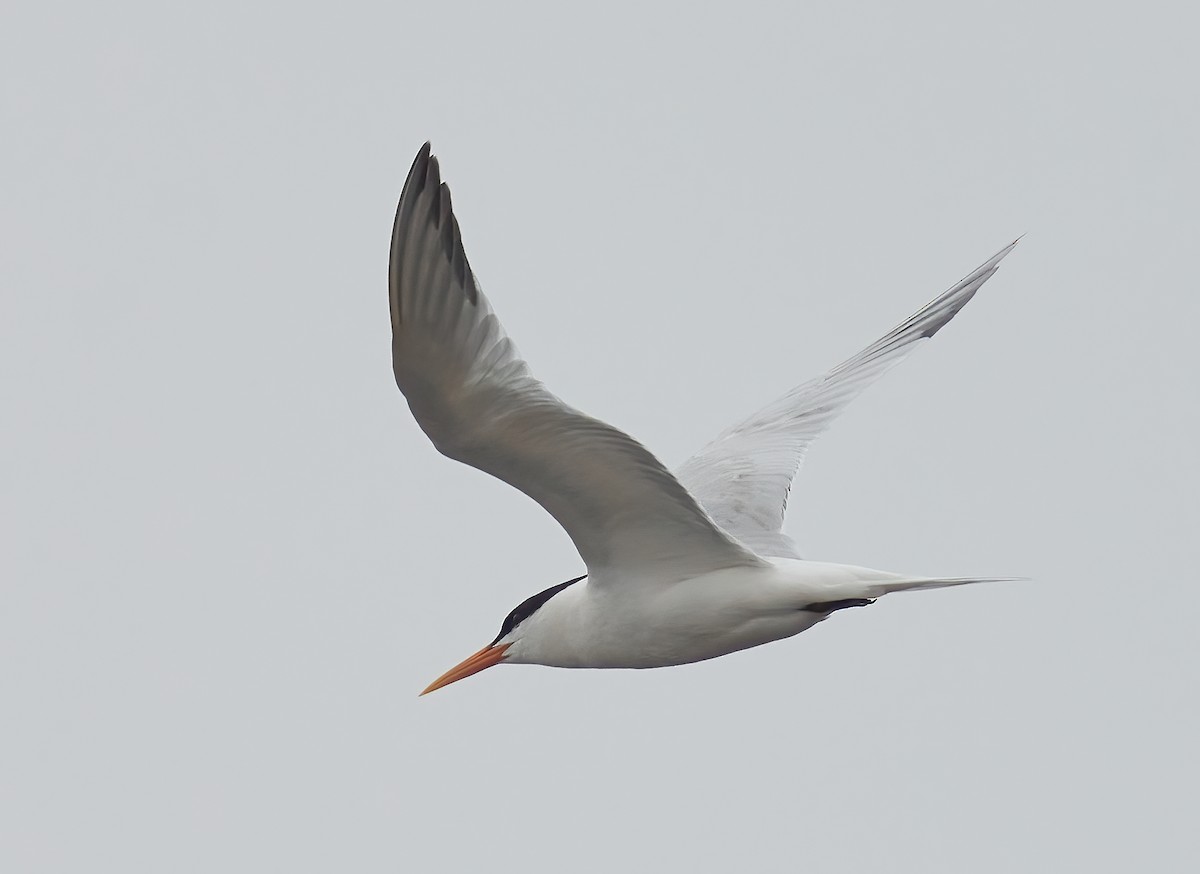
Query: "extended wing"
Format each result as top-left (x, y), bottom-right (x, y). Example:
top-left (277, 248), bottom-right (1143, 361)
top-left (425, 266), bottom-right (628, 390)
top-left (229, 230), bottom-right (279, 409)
top-left (390, 144), bottom-right (765, 581)
top-left (675, 241), bottom-right (1018, 559)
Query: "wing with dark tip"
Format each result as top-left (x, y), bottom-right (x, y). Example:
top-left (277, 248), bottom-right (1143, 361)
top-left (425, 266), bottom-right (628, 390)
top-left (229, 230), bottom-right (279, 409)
top-left (675, 241), bottom-right (1019, 559)
top-left (389, 144), bottom-right (766, 581)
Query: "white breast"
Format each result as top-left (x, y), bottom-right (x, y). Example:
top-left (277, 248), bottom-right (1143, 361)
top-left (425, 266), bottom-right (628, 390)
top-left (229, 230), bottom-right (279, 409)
top-left (503, 560), bottom-right (884, 669)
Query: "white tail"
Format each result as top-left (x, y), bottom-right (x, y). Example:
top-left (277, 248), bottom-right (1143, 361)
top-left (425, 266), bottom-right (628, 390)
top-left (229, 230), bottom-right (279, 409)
top-left (869, 576), bottom-right (1027, 597)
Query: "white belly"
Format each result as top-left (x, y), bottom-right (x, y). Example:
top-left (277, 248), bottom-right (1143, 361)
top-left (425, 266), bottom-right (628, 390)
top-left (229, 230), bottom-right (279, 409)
top-left (506, 560), bottom-right (886, 669)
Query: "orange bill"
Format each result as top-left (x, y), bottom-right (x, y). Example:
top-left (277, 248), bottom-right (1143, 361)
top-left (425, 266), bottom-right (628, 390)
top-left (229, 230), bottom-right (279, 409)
top-left (420, 643), bottom-right (511, 696)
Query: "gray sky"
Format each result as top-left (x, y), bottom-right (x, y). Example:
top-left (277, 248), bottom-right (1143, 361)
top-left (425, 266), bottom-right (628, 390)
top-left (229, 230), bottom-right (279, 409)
top-left (3, 1), bottom-right (1197, 871)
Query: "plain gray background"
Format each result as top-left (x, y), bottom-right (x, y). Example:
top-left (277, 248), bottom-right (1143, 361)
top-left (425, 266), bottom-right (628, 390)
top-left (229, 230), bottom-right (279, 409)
top-left (3, 1), bottom-right (1197, 871)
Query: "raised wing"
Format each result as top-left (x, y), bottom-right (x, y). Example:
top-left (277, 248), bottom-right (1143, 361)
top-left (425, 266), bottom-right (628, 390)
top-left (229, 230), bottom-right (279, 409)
top-left (675, 241), bottom-right (1019, 559)
top-left (390, 144), bottom-right (765, 580)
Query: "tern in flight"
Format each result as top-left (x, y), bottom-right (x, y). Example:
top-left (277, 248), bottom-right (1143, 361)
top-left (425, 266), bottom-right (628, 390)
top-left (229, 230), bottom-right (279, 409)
top-left (393, 144), bottom-right (1018, 695)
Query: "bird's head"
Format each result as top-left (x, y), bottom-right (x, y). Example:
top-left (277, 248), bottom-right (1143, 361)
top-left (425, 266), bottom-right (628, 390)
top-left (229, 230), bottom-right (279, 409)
top-left (419, 574), bottom-right (586, 695)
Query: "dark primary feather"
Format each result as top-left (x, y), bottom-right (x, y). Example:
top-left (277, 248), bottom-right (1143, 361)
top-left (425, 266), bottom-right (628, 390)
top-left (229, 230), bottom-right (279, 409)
top-left (388, 143), bottom-right (765, 581)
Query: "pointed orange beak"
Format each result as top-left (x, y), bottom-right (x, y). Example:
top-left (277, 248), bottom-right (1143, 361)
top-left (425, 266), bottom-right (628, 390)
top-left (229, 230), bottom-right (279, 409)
top-left (420, 643), bottom-right (511, 696)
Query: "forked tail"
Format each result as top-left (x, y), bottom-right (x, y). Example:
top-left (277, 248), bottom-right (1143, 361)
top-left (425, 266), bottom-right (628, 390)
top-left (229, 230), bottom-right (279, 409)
top-left (868, 576), bottom-right (1027, 597)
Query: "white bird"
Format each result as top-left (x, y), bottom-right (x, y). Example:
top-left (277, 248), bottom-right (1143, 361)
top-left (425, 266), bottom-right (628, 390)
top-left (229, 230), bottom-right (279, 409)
top-left (393, 143), bottom-right (1019, 696)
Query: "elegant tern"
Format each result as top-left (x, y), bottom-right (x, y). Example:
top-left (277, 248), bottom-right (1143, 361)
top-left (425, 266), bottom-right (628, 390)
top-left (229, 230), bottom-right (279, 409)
top-left (392, 143), bottom-right (1019, 695)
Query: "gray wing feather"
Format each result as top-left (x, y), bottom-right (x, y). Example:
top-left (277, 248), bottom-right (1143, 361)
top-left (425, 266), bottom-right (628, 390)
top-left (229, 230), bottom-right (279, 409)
top-left (390, 144), bottom-right (766, 580)
top-left (675, 241), bottom-right (1019, 559)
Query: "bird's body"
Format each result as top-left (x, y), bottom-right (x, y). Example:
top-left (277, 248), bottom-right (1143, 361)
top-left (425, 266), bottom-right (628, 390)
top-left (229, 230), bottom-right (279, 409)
top-left (507, 562), bottom-right (998, 669)
top-left (504, 561), bottom-right (885, 669)
top-left (390, 143), bottom-right (1020, 694)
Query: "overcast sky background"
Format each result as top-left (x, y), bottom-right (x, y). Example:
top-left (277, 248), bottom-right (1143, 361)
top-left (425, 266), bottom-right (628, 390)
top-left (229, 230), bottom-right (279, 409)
top-left (3, 2), bottom-right (1198, 871)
